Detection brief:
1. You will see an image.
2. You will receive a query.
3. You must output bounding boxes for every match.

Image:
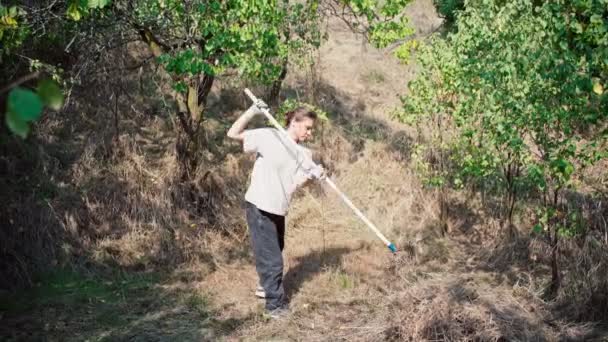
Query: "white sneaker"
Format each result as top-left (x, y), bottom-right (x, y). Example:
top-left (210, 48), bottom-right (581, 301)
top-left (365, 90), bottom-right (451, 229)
top-left (266, 306), bottom-right (289, 320)
top-left (255, 285), bottom-right (266, 298)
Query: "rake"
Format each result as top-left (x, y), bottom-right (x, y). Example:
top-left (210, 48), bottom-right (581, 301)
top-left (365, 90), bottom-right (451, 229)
top-left (244, 88), bottom-right (397, 254)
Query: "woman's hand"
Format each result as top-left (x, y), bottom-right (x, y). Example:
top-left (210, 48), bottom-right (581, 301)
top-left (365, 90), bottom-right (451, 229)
top-left (250, 98), bottom-right (268, 114)
top-left (309, 164), bottom-right (326, 180)
top-left (227, 99), bottom-right (269, 141)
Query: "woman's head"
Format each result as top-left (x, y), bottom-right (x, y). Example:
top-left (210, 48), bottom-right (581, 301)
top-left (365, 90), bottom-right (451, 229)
top-left (286, 107), bottom-right (317, 143)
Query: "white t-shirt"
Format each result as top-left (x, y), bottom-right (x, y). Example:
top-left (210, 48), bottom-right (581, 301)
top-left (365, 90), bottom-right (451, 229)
top-left (243, 128), bottom-right (314, 216)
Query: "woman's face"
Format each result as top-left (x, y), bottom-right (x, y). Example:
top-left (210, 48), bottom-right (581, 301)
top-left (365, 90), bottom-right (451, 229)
top-left (290, 117), bottom-right (315, 143)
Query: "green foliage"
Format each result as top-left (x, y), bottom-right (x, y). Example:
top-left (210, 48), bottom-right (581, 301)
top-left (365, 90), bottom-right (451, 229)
top-left (66, 0), bottom-right (112, 21)
top-left (276, 98), bottom-right (328, 127)
top-left (1, 0), bottom-right (103, 139)
top-left (399, 0), bottom-right (607, 235)
top-left (0, 268), bottom-right (160, 321)
top-left (409, 143), bottom-right (447, 188)
top-left (283, 1), bottom-right (325, 68)
top-left (37, 79), bottom-right (65, 111)
top-left (0, 4), bottom-right (29, 59)
top-left (335, 0), bottom-right (415, 48)
top-left (0, 0), bottom-right (108, 59)
top-left (186, 293), bottom-right (212, 319)
top-left (369, 17), bottom-right (414, 48)
top-left (533, 207), bottom-right (586, 238)
top-left (87, 0), bottom-right (112, 9)
top-left (134, 0), bottom-right (409, 85)
top-left (5, 109), bottom-right (30, 139)
top-left (393, 39), bottom-right (418, 63)
top-left (4, 80), bottom-right (64, 139)
top-left (132, 0), bottom-right (297, 84)
top-left (7, 88), bottom-right (43, 122)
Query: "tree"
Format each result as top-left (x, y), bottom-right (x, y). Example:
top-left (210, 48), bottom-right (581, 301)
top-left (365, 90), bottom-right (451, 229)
top-left (1, 0), bottom-right (113, 138)
top-left (99, 0), bottom-right (413, 177)
top-left (398, 0), bottom-right (607, 292)
top-left (2, 0), bottom-right (415, 178)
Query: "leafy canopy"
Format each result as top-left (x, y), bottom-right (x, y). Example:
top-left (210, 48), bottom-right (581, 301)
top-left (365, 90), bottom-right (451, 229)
top-left (398, 0), bottom-right (607, 232)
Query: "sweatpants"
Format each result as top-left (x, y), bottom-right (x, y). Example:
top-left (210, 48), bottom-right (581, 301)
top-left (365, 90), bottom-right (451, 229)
top-left (245, 201), bottom-right (286, 311)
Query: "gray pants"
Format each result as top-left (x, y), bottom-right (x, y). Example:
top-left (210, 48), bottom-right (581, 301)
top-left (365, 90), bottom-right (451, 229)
top-left (245, 202), bottom-right (286, 310)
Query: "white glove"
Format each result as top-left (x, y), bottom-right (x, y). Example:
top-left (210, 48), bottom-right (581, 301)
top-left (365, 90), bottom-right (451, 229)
top-left (246, 98), bottom-right (268, 116)
top-left (309, 164), bottom-right (326, 180)
top-left (254, 98), bottom-right (268, 112)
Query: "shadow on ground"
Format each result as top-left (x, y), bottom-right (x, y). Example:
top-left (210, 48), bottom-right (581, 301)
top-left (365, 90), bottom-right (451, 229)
top-left (284, 246), bottom-right (354, 300)
top-left (0, 267), bottom-right (253, 341)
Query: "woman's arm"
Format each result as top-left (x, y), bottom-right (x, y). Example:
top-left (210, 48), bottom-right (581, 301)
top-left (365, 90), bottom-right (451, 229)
top-left (226, 102), bottom-right (266, 141)
top-left (296, 149), bottom-right (326, 188)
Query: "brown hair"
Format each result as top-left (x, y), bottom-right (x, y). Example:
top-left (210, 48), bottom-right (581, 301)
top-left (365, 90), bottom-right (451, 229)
top-left (285, 106), bottom-right (317, 127)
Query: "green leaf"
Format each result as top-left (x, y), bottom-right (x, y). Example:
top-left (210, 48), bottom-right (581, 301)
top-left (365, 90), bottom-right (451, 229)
top-left (87, 0), bottom-right (111, 9)
top-left (5, 110), bottom-right (30, 138)
top-left (593, 80), bottom-right (604, 95)
top-left (590, 14), bottom-right (602, 25)
top-left (564, 162), bottom-right (574, 178)
top-left (67, 2), bottom-right (82, 21)
top-left (37, 80), bottom-right (64, 111)
top-left (571, 21), bottom-right (583, 34)
top-left (7, 87), bottom-right (44, 122)
top-left (532, 224), bottom-right (543, 234)
top-left (173, 81), bottom-right (188, 94)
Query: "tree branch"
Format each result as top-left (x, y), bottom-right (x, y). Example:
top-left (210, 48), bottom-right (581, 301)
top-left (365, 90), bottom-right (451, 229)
top-left (0, 71), bottom-right (41, 94)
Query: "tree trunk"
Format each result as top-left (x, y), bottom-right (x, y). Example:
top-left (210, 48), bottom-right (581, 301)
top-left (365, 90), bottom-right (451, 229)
top-left (550, 225), bottom-right (561, 295)
top-left (176, 75), bottom-right (215, 180)
top-left (198, 74), bottom-right (214, 112)
top-left (437, 114), bottom-right (449, 236)
top-left (439, 188), bottom-right (449, 236)
top-left (138, 26), bottom-right (216, 180)
top-left (268, 27), bottom-right (291, 106)
top-left (506, 163), bottom-right (520, 238)
top-left (268, 57), bottom-right (288, 106)
top-left (549, 188), bottom-right (561, 296)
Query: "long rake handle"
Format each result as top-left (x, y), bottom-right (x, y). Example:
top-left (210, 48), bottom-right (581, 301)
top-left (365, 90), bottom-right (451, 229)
top-left (244, 88), bottom-right (397, 253)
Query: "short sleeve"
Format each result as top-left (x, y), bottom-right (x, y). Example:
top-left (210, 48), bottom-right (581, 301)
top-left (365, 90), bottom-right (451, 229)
top-left (243, 128), bottom-right (267, 154)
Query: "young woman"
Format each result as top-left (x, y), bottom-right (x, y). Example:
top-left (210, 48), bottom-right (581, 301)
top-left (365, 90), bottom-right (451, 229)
top-left (227, 100), bottom-right (325, 318)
